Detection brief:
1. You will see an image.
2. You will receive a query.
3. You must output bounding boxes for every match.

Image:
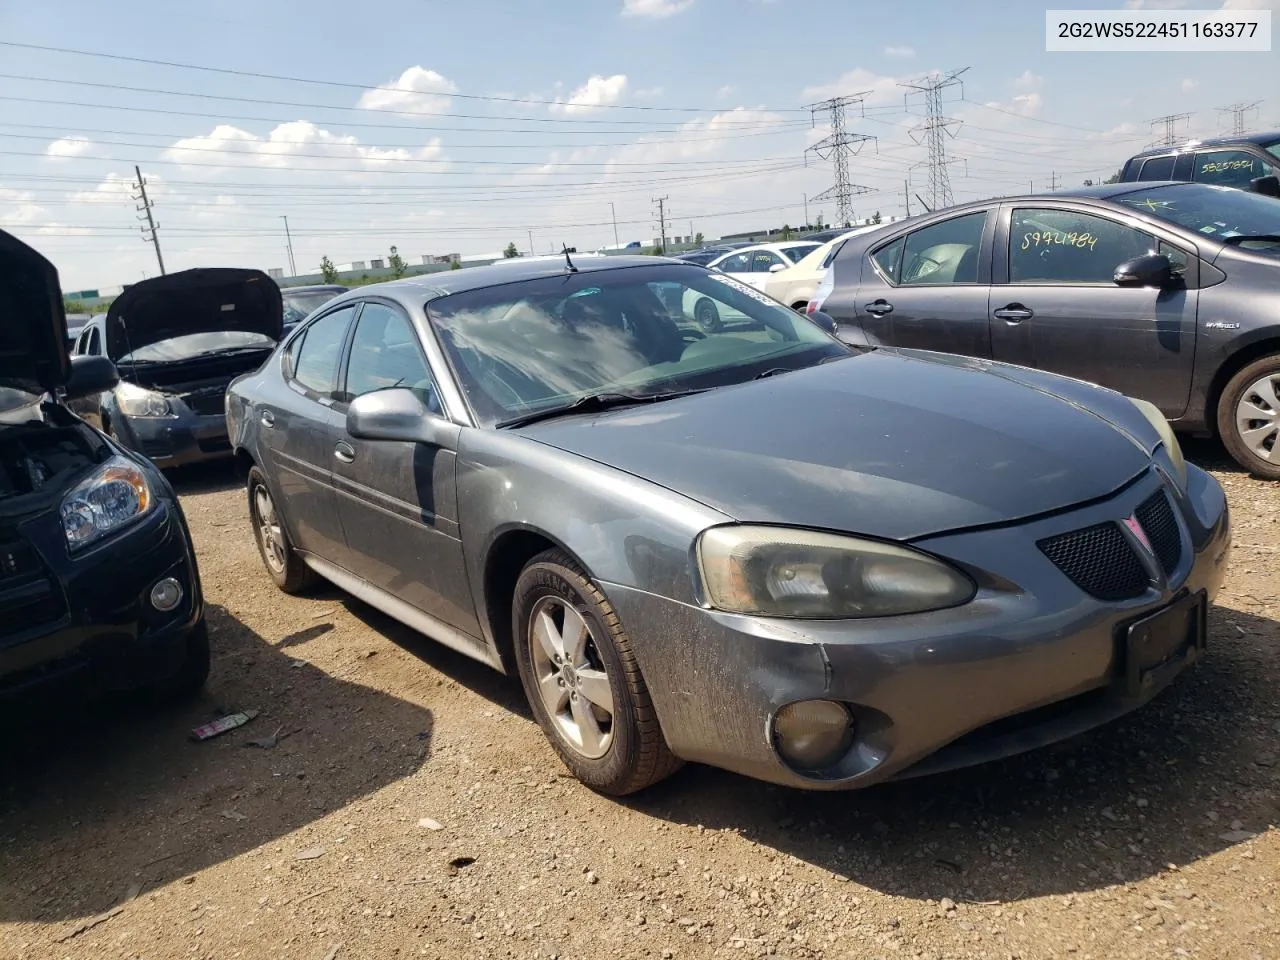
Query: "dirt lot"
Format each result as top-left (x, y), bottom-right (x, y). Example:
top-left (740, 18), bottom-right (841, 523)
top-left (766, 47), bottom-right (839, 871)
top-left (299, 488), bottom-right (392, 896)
top-left (2, 441), bottom-right (1278, 960)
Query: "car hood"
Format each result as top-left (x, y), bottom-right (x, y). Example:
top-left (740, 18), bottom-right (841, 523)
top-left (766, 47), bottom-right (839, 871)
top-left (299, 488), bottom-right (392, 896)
top-left (105, 267), bottom-right (283, 360)
top-left (0, 229), bottom-right (69, 394)
top-left (519, 350), bottom-right (1155, 541)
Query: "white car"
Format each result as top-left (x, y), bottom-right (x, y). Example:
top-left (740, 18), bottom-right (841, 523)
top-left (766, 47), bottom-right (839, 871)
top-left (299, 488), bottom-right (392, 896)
top-left (762, 225), bottom-right (887, 312)
top-left (683, 241), bottom-right (820, 330)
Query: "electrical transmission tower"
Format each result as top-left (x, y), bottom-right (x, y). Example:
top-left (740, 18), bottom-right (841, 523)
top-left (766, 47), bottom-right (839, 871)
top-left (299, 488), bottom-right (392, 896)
top-left (899, 68), bottom-right (969, 211)
top-left (804, 95), bottom-right (876, 227)
top-left (1148, 113), bottom-right (1192, 148)
top-left (652, 195), bottom-right (670, 253)
top-left (1217, 101), bottom-right (1261, 136)
top-left (132, 165), bottom-right (165, 275)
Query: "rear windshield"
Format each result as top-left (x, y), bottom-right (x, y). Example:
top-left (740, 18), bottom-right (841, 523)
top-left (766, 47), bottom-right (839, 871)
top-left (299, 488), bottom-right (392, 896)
top-left (1115, 182), bottom-right (1280, 254)
top-left (426, 263), bottom-right (847, 427)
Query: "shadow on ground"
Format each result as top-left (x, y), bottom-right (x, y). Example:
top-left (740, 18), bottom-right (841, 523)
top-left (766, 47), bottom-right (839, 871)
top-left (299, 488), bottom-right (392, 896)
top-left (0, 603), bottom-right (434, 924)
top-left (618, 602), bottom-right (1280, 903)
top-left (162, 459), bottom-right (243, 496)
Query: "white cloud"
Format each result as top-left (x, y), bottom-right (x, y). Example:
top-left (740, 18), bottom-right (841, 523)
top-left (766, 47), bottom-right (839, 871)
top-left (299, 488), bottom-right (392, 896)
top-left (69, 173), bottom-right (147, 205)
top-left (1181, 78), bottom-right (1199, 92)
top-left (802, 66), bottom-right (908, 107)
top-left (0, 187), bottom-right (46, 225)
top-left (621, 0), bottom-right (694, 17)
top-left (551, 74), bottom-right (629, 114)
top-left (716, 85), bottom-right (735, 99)
top-left (356, 66), bottom-right (457, 114)
top-left (883, 46), bottom-right (915, 58)
top-left (1013, 70), bottom-right (1043, 90)
top-left (45, 135), bottom-right (92, 159)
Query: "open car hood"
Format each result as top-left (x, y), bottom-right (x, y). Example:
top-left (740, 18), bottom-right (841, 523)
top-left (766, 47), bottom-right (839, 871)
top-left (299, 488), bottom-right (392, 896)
top-left (0, 229), bottom-right (70, 394)
top-left (104, 267), bottom-right (283, 360)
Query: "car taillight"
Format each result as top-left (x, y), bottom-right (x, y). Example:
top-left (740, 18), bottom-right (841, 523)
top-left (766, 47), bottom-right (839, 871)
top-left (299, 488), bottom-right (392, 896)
top-left (805, 300), bottom-right (818, 315)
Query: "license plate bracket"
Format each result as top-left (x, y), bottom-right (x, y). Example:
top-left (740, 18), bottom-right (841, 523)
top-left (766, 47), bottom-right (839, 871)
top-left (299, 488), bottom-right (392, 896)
top-left (1119, 591), bottom-right (1206, 698)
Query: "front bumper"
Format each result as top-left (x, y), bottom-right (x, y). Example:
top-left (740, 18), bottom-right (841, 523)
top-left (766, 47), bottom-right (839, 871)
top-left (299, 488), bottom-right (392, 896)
top-left (607, 464), bottom-right (1230, 790)
top-left (112, 411), bottom-right (233, 468)
top-left (0, 500), bottom-right (205, 701)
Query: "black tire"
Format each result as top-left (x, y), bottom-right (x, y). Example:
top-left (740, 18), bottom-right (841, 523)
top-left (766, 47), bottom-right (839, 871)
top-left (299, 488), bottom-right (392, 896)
top-left (791, 301), bottom-right (808, 313)
top-left (1217, 354), bottom-right (1280, 481)
top-left (512, 549), bottom-right (681, 796)
top-left (694, 297), bottom-right (722, 333)
top-left (145, 618), bottom-right (210, 703)
top-left (247, 465), bottom-right (317, 593)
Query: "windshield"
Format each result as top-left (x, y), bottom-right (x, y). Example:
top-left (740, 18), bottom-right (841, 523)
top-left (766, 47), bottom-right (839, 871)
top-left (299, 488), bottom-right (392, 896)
top-left (781, 243), bottom-right (820, 262)
top-left (120, 330), bottom-right (275, 363)
top-left (1115, 183), bottom-right (1280, 253)
top-left (283, 290), bottom-right (343, 325)
top-left (426, 263), bottom-right (850, 427)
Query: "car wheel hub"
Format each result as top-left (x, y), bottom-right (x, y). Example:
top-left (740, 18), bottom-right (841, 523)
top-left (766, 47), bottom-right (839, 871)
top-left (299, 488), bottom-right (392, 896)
top-left (253, 486), bottom-right (287, 573)
top-left (1235, 373), bottom-right (1280, 462)
top-left (529, 596), bottom-right (614, 760)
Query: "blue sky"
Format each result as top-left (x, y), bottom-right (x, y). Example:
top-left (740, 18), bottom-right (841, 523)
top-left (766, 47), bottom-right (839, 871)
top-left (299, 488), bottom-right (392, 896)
top-left (0, 0), bottom-right (1276, 289)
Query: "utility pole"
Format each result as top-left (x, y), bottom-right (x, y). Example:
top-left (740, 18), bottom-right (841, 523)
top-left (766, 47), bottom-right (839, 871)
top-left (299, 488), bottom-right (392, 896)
top-left (280, 216), bottom-right (296, 277)
top-left (802, 193), bottom-right (809, 229)
top-left (653, 196), bottom-right (669, 253)
top-left (903, 180), bottom-right (911, 217)
top-left (527, 229), bottom-right (534, 256)
top-left (1217, 101), bottom-right (1261, 135)
top-left (132, 165), bottom-right (165, 275)
top-left (900, 68), bottom-right (969, 211)
top-left (1148, 112), bottom-right (1192, 147)
top-left (1048, 170), bottom-right (1060, 192)
top-left (609, 202), bottom-right (619, 247)
top-left (804, 94), bottom-right (876, 227)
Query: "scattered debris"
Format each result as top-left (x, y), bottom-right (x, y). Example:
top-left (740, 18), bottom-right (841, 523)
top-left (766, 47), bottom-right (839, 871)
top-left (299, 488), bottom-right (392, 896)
top-left (245, 725), bottom-right (290, 749)
top-left (53, 884), bottom-right (140, 943)
top-left (447, 856), bottom-right (477, 874)
top-left (190, 710), bottom-right (259, 742)
top-left (321, 944), bottom-right (342, 960)
top-left (310, 608), bottom-right (338, 620)
top-left (297, 886), bottom-right (336, 905)
top-left (295, 846), bottom-right (327, 861)
top-left (1219, 830), bottom-right (1258, 843)
top-left (418, 817), bottom-right (444, 831)
top-left (220, 809), bottom-right (247, 822)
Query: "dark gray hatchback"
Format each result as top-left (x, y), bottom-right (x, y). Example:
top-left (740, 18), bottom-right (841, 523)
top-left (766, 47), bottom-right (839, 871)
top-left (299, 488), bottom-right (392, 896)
top-left (812, 181), bottom-right (1280, 478)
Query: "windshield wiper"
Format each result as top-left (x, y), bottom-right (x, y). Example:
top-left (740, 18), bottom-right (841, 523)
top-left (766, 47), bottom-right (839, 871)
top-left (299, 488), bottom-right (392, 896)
top-left (1222, 234), bottom-right (1280, 245)
top-left (496, 389), bottom-right (704, 429)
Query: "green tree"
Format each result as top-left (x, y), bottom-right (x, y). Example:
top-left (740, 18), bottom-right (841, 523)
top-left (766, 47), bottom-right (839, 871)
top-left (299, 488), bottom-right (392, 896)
top-left (63, 298), bottom-right (89, 315)
top-left (449, 259), bottom-right (462, 270)
top-left (871, 210), bottom-right (882, 224)
top-left (388, 245), bottom-right (407, 279)
top-left (779, 224), bottom-right (793, 240)
top-left (503, 242), bottom-right (521, 259)
top-left (1104, 168), bottom-right (1123, 184)
top-left (319, 255), bottom-right (339, 283)
top-left (693, 231), bottom-right (704, 246)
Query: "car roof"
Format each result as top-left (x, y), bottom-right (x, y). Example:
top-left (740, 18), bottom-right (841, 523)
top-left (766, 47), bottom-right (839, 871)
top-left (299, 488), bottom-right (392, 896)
top-left (282, 284), bottom-right (348, 294)
top-left (1127, 130), bottom-right (1280, 159)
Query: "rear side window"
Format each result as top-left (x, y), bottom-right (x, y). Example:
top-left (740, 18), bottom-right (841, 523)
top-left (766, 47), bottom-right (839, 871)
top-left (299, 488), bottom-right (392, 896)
top-left (292, 306), bottom-right (355, 396)
top-left (1194, 149), bottom-right (1275, 188)
top-left (869, 237), bottom-right (905, 283)
top-left (900, 212), bottom-right (987, 285)
top-left (1138, 156), bottom-right (1177, 181)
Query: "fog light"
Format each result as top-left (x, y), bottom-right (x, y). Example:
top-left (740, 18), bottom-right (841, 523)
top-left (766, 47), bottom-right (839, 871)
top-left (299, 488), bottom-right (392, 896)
top-left (150, 577), bottom-right (183, 612)
top-left (773, 700), bottom-right (854, 770)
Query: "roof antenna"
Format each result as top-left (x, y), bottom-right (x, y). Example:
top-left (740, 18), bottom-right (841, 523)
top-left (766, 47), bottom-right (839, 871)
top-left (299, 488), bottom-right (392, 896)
top-left (914, 193), bottom-right (932, 213)
top-left (561, 244), bottom-right (578, 273)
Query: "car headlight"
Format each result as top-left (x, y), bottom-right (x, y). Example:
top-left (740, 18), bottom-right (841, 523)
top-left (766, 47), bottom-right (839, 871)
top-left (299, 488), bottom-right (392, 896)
top-left (696, 525), bottom-right (975, 619)
top-left (60, 455), bottom-right (153, 552)
top-left (1131, 398), bottom-right (1187, 488)
top-left (116, 381), bottom-right (173, 418)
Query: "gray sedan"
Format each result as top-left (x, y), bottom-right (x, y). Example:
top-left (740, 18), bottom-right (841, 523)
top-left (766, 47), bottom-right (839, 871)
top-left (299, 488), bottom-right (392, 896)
top-left (226, 256), bottom-right (1231, 795)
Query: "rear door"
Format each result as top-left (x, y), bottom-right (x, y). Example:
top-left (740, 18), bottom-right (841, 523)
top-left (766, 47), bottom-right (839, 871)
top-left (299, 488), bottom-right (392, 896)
top-left (744, 249), bottom-right (787, 291)
top-left (712, 250), bottom-right (754, 286)
top-left (258, 304), bottom-right (357, 564)
top-left (851, 209), bottom-right (994, 357)
top-left (328, 299), bottom-right (483, 639)
top-left (988, 202), bottom-right (1199, 417)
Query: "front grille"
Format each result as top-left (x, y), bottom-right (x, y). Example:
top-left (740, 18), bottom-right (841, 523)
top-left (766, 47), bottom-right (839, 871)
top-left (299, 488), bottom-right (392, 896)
top-left (183, 388), bottom-right (227, 416)
top-left (0, 579), bottom-right (65, 636)
top-left (0, 540), bottom-right (41, 585)
top-left (139, 438), bottom-right (173, 460)
top-left (1135, 490), bottom-right (1182, 575)
top-left (1038, 521), bottom-right (1150, 601)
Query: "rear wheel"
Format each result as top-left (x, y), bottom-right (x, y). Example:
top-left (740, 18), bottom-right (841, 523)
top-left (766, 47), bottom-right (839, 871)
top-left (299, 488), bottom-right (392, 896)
top-left (694, 297), bottom-right (722, 333)
top-left (1218, 355), bottom-right (1280, 481)
top-left (247, 466), bottom-right (317, 593)
top-left (512, 549), bottom-right (680, 796)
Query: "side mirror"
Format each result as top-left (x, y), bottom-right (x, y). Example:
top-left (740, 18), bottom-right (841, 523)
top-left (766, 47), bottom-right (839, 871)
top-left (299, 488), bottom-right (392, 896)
top-left (809, 310), bottom-right (839, 335)
top-left (1114, 254), bottom-right (1174, 288)
top-left (1249, 174), bottom-right (1280, 198)
top-left (346, 387), bottom-right (455, 447)
top-left (768, 263), bottom-right (787, 274)
top-left (63, 355), bottom-right (118, 400)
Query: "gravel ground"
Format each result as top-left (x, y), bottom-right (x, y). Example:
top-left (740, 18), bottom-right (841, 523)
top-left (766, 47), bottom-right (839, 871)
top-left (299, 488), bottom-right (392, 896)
top-left (2, 440), bottom-right (1278, 960)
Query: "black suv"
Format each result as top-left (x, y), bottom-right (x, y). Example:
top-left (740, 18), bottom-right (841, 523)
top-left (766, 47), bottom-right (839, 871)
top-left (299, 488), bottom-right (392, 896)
top-left (1119, 132), bottom-right (1280, 193)
top-left (1, 229), bottom-right (209, 704)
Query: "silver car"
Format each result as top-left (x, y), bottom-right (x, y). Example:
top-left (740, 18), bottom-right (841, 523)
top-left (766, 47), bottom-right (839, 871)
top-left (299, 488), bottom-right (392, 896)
top-left (226, 256), bottom-right (1231, 795)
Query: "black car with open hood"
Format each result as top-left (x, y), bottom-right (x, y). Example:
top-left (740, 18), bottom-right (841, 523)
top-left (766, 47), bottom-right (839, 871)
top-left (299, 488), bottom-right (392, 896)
top-left (71, 267), bottom-right (284, 467)
top-left (1, 229), bottom-right (208, 706)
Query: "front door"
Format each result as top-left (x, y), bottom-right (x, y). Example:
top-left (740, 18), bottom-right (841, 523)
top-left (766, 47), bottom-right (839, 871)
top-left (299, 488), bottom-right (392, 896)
top-left (329, 300), bottom-right (482, 639)
top-left (989, 204), bottom-right (1199, 418)
top-left (258, 304), bottom-right (357, 564)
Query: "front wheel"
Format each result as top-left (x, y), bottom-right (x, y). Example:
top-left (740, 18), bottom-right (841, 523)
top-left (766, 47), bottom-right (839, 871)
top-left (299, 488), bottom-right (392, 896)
top-left (1218, 355), bottom-right (1280, 481)
top-left (512, 549), bottom-right (681, 796)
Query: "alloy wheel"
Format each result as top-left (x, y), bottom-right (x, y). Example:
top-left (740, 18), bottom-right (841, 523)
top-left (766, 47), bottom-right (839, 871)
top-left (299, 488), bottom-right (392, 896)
top-left (253, 485), bottom-right (287, 574)
top-left (528, 596), bottom-right (614, 759)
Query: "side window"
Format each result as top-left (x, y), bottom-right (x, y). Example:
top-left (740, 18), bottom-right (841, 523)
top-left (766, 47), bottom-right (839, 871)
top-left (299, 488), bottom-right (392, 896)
top-left (750, 250), bottom-right (784, 272)
top-left (86, 327), bottom-right (101, 356)
top-left (1193, 149), bottom-right (1274, 188)
top-left (291, 306), bottom-right (355, 396)
top-left (1138, 155), bottom-right (1177, 181)
top-left (869, 237), bottom-right (905, 284)
top-left (900, 212), bottom-right (987, 285)
top-left (73, 329), bottom-right (88, 356)
top-left (1010, 208), bottom-right (1155, 284)
top-left (716, 252), bottom-right (751, 273)
top-left (1159, 240), bottom-right (1190, 276)
top-left (343, 302), bottom-right (441, 414)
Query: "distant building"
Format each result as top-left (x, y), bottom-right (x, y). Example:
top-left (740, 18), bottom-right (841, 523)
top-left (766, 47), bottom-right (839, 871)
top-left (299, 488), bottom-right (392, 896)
top-left (267, 267), bottom-right (284, 280)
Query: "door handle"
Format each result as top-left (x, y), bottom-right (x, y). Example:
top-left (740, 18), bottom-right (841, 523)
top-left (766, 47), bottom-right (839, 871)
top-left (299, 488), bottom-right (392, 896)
top-left (260, 409), bottom-right (275, 428)
top-left (993, 304), bottom-right (1034, 323)
top-left (864, 300), bottom-right (894, 316)
top-left (333, 441), bottom-right (355, 464)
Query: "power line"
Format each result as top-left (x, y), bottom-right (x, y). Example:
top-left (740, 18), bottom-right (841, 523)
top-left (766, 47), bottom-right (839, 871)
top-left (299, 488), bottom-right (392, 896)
top-left (804, 95), bottom-right (876, 227)
top-left (901, 68), bottom-right (969, 210)
top-left (1148, 112), bottom-right (1192, 147)
top-left (131, 165), bottom-right (165, 275)
top-left (1217, 101), bottom-right (1262, 136)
